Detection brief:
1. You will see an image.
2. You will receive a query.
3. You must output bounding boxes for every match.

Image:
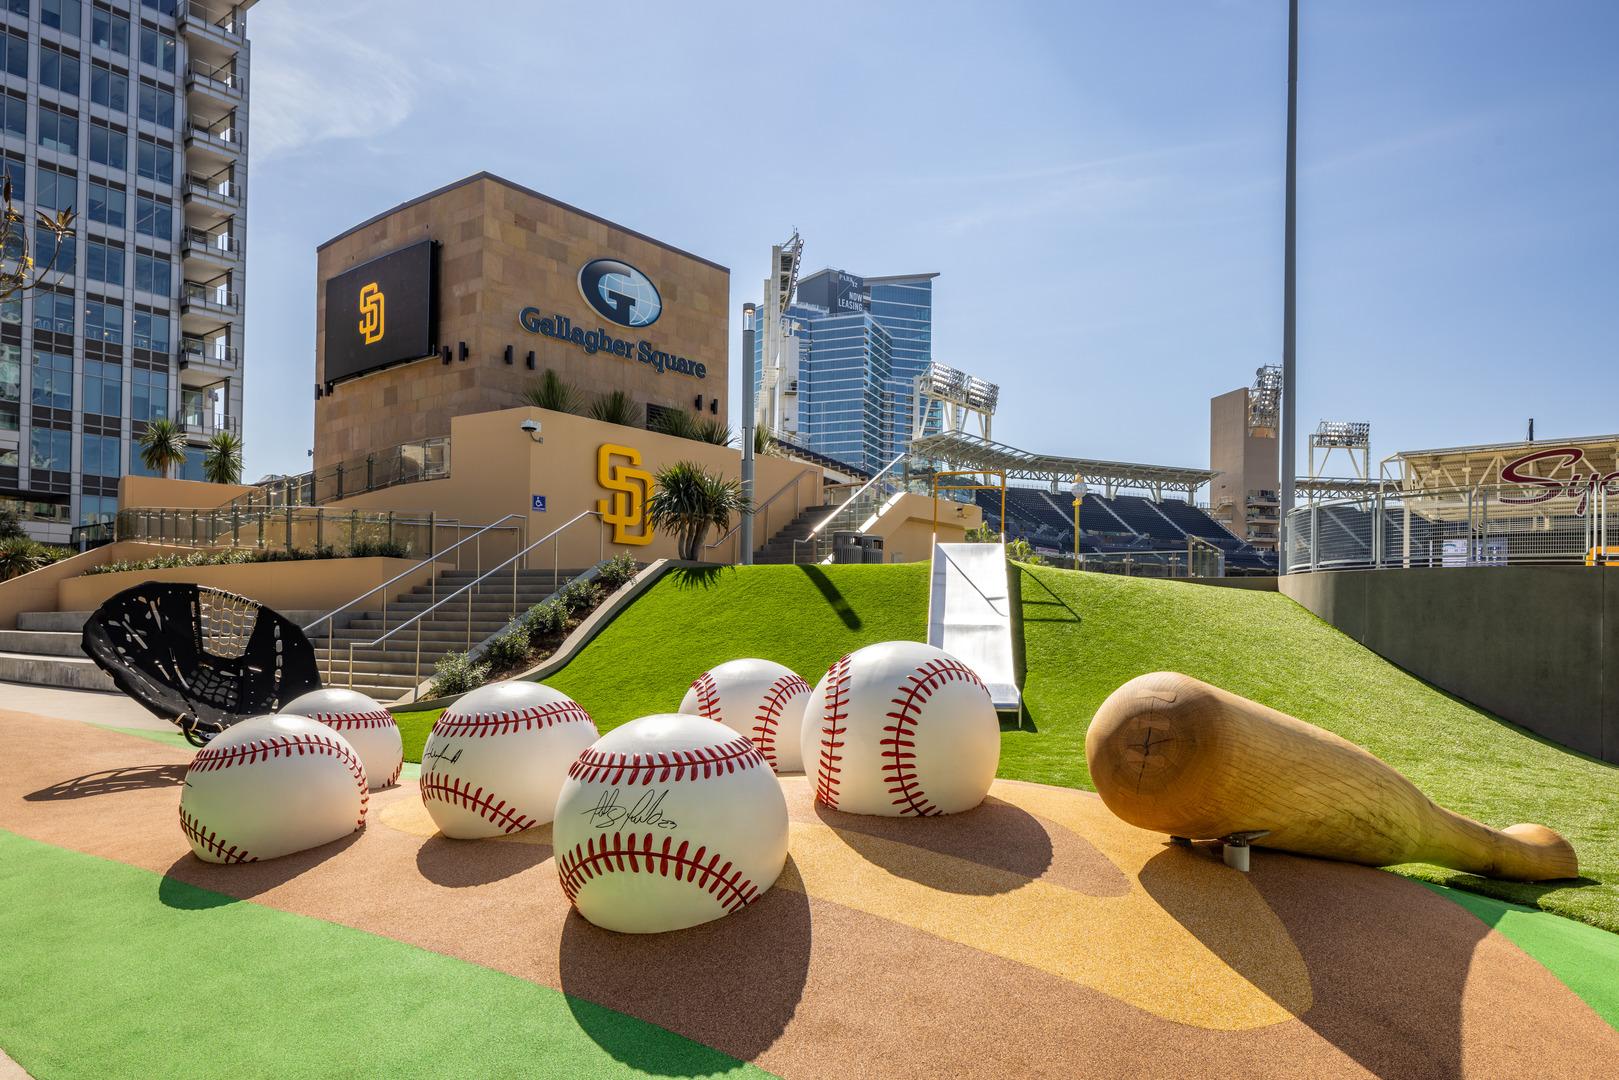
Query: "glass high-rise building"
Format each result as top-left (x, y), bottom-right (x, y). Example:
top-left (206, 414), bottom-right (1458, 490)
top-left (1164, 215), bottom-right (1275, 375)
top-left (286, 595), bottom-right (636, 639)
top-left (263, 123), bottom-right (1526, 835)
top-left (0, 0), bottom-right (254, 543)
top-left (755, 267), bottom-right (936, 476)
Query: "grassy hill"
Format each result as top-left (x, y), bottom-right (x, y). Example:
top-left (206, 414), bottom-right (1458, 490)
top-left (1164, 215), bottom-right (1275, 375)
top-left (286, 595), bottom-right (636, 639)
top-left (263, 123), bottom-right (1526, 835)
top-left (396, 561), bottom-right (1619, 932)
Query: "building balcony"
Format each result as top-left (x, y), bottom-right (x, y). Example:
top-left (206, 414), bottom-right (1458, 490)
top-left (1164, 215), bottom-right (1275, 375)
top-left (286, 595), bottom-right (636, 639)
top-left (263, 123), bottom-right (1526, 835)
top-left (185, 58), bottom-right (244, 109)
top-left (179, 336), bottom-right (240, 366)
top-left (181, 282), bottom-right (241, 325)
top-left (182, 227), bottom-right (242, 270)
top-left (1247, 489), bottom-right (1280, 505)
top-left (179, 2), bottom-right (248, 64)
top-left (180, 411), bottom-right (241, 440)
top-left (184, 120), bottom-right (245, 169)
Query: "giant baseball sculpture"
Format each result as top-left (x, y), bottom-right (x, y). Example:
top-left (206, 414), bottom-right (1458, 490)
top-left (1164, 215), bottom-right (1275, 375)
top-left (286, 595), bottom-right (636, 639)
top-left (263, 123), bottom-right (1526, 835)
top-left (419, 680), bottom-right (599, 839)
top-left (802, 641), bottom-right (1000, 817)
top-left (678, 658), bottom-right (812, 773)
top-left (1086, 672), bottom-right (1579, 881)
top-left (179, 714), bottom-right (369, 863)
top-left (279, 688), bottom-right (404, 790)
top-left (553, 713), bottom-right (789, 933)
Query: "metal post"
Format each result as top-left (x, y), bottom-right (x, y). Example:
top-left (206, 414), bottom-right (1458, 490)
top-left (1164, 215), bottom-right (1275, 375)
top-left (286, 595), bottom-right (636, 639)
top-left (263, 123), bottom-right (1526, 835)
top-left (1308, 505), bottom-right (1318, 571)
top-left (285, 506), bottom-right (293, 552)
top-left (428, 510), bottom-right (437, 559)
top-left (1279, 0), bottom-right (1299, 574)
top-left (740, 303), bottom-right (757, 565)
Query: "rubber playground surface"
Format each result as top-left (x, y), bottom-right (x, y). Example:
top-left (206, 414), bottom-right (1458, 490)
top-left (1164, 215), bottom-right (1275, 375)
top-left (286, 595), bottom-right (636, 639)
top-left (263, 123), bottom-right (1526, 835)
top-left (2, 708), bottom-right (1616, 1078)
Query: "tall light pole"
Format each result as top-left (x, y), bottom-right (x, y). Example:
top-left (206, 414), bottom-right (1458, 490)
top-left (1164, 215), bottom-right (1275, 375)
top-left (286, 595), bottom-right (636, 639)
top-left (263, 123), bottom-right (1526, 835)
top-left (740, 303), bottom-right (757, 565)
top-left (1279, 0), bottom-right (1299, 573)
top-left (1071, 479), bottom-right (1087, 570)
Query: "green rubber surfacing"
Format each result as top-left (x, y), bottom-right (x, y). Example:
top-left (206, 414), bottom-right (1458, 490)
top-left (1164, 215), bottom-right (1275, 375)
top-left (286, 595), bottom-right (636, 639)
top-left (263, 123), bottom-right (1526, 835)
top-left (0, 829), bottom-right (774, 1080)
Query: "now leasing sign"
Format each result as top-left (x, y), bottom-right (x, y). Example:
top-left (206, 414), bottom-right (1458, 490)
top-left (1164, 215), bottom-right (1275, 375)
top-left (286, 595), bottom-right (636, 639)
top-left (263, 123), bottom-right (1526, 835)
top-left (1499, 447), bottom-right (1619, 515)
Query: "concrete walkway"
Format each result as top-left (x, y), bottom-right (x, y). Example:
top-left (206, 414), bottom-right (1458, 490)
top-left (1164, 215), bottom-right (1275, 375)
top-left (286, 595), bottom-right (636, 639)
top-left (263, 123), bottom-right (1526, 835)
top-left (0, 681), bottom-right (171, 732)
top-left (0, 1047), bottom-right (32, 1079)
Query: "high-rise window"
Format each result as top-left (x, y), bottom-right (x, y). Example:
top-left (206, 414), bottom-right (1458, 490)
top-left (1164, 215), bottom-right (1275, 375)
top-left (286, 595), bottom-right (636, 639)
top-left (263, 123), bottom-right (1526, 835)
top-left (134, 195), bottom-right (171, 238)
top-left (30, 427), bottom-right (72, 472)
top-left (31, 352), bottom-right (74, 409)
top-left (88, 181), bottom-right (124, 227)
top-left (136, 137), bottom-right (172, 184)
top-left (132, 367), bottom-right (167, 420)
top-left (1, 29), bottom-right (25, 79)
top-left (83, 357), bottom-right (122, 415)
top-left (3, 2), bottom-right (24, 19)
top-left (0, 342), bottom-right (18, 411)
top-left (34, 226), bottom-right (75, 275)
top-left (0, 91), bottom-right (23, 137)
top-left (87, 239), bottom-right (124, 285)
top-left (85, 299), bottom-right (123, 345)
top-left (38, 106), bottom-right (78, 154)
top-left (80, 494), bottom-right (118, 525)
top-left (41, 0), bottom-right (80, 36)
top-left (82, 432), bottom-right (120, 476)
top-left (133, 310), bottom-right (169, 352)
top-left (34, 292), bottom-right (77, 336)
top-left (142, 1), bottom-right (179, 17)
top-left (139, 27), bottom-right (174, 72)
top-left (89, 122), bottom-right (126, 168)
top-left (134, 252), bottom-right (169, 295)
top-left (138, 83), bottom-right (173, 128)
top-left (1, 155), bottom-right (21, 200)
top-left (92, 9), bottom-right (130, 54)
top-left (40, 43), bottom-right (80, 95)
top-left (36, 166), bottom-right (73, 210)
top-left (90, 62), bottom-right (128, 110)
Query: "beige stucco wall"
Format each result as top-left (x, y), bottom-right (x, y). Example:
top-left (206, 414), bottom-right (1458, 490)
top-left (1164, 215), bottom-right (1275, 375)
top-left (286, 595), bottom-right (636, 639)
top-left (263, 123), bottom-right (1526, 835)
top-left (0, 542), bottom-right (184, 629)
top-left (118, 476), bottom-right (255, 511)
top-left (859, 491), bottom-right (982, 563)
top-left (60, 557), bottom-right (432, 616)
top-left (313, 174), bottom-right (729, 470)
top-left (325, 407), bottom-right (822, 568)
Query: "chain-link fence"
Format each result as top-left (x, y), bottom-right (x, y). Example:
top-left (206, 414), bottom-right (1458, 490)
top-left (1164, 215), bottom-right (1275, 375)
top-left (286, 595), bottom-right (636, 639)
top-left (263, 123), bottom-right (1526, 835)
top-left (1286, 483), bottom-right (1617, 572)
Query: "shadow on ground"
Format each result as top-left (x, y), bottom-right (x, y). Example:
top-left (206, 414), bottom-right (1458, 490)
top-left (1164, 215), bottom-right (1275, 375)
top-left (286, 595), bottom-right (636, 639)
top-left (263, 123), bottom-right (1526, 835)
top-left (157, 831), bottom-right (364, 910)
top-left (813, 797), bottom-right (1054, 894)
top-left (25, 764), bottom-right (189, 801)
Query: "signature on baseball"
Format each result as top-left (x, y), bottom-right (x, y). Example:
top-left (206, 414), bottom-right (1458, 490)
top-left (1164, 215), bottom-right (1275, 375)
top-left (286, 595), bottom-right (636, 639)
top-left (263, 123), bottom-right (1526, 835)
top-left (582, 788), bottom-right (677, 832)
top-left (422, 745), bottom-right (462, 766)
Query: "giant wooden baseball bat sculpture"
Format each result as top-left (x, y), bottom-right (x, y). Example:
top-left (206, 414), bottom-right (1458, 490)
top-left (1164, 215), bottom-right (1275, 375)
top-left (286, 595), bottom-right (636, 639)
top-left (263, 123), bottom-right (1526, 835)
top-left (1085, 672), bottom-right (1577, 881)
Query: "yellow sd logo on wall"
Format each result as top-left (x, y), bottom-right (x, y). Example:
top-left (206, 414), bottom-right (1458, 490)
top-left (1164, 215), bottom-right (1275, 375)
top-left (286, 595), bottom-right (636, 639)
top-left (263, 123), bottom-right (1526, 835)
top-left (596, 444), bottom-right (654, 546)
top-left (358, 282), bottom-right (385, 345)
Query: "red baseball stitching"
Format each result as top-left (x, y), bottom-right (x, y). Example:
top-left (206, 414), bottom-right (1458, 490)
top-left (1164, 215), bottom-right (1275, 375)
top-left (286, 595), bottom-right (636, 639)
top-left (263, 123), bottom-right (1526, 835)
top-left (814, 655), bottom-right (853, 808)
top-left (190, 732), bottom-right (370, 828)
top-left (882, 659), bottom-right (987, 817)
top-left (418, 772), bottom-right (538, 833)
top-left (383, 757), bottom-right (404, 788)
top-left (752, 673), bottom-right (810, 771)
top-left (692, 672), bottom-right (722, 724)
top-left (178, 806), bottom-right (257, 863)
top-left (304, 709), bottom-right (395, 731)
top-left (556, 832), bottom-right (760, 914)
top-left (568, 736), bottom-right (765, 786)
top-left (431, 700), bottom-right (594, 739)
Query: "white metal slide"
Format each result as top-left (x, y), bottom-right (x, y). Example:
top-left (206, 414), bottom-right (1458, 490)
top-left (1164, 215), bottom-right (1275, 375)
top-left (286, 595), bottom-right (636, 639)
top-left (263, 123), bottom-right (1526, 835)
top-left (927, 542), bottom-right (1021, 713)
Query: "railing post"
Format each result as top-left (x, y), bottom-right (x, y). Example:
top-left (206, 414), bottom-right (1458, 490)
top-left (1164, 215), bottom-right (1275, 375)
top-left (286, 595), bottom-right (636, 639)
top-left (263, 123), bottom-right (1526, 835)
top-left (428, 511), bottom-right (437, 559)
top-left (387, 511), bottom-right (395, 549)
top-left (256, 508), bottom-right (264, 549)
top-left (1308, 505), bottom-right (1319, 571)
top-left (349, 509), bottom-right (357, 555)
top-left (316, 508), bottom-right (324, 551)
top-left (335, 463), bottom-right (344, 500)
top-left (285, 506), bottom-right (293, 552)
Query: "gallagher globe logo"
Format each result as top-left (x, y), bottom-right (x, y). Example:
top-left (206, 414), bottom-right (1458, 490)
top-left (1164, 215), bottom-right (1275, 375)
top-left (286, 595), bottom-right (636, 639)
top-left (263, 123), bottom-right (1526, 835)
top-left (578, 259), bottom-right (661, 329)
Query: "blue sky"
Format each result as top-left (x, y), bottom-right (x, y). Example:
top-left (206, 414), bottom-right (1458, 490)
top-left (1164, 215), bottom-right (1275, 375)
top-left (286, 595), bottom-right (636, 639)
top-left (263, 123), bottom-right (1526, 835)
top-left (243, 0), bottom-right (1619, 482)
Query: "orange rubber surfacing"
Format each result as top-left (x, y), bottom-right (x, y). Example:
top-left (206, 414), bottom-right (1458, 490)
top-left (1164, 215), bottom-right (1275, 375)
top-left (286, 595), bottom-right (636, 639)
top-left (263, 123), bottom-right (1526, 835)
top-left (2, 710), bottom-right (1616, 1079)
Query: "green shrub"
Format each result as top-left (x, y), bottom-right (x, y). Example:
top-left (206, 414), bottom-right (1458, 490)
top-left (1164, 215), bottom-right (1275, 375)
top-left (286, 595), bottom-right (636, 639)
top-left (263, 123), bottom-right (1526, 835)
top-left (0, 537), bottom-right (72, 581)
top-left (521, 599), bottom-right (566, 640)
top-left (1007, 537), bottom-right (1046, 565)
top-left (350, 538), bottom-right (411, 559)
top-left (430, 651), bottom-right (489, 698)
top-left (482, 623), bottom-right (531, 671)
top-left (596, 552), bottom-right (638, 591)
top-left (556, 578), bottom-right (604, 616)
top-left (964, 524), bottom-right (998, 544)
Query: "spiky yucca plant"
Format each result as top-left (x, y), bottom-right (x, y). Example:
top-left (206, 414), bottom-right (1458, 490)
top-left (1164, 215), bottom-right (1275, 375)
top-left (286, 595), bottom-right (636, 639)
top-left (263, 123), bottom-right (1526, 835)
top-left (522, 370), bottom-right (581, 414)
top-left (589, 390), bottom-right (643, 428)
top-left (650, 408), bottom-right (698, 440)
top-left (646, 460), bottom-right (751, 561)
top-left (695, 418), bottom-right (733, 446)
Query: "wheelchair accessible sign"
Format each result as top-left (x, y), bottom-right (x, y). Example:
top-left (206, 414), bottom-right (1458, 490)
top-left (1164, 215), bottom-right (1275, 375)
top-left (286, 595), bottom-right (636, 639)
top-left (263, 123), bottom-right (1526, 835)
top-left (531, 495), bottom-right (547, 512)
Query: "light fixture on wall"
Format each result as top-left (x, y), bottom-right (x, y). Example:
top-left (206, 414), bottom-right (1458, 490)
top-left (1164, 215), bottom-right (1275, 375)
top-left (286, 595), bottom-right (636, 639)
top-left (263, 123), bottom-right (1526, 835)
top-left (525, 350), bottom-right (536, 370)
top-left (503, 345), bottom-right (513, 365)
top-left (520, 418), bottom-right (543, 444)
top-left (441, 346), bottom-right (452, 365)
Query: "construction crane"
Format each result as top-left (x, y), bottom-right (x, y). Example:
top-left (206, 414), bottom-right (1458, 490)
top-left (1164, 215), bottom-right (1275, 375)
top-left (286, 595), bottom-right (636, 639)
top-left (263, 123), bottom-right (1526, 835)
top-left (758, 231), bottom-right (802, 436)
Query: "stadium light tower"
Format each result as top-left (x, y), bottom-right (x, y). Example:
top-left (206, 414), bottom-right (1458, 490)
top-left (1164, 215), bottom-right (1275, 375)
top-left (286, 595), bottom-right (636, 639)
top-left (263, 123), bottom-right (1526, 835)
top-left (1279, 0), bottom-right (1299, 572)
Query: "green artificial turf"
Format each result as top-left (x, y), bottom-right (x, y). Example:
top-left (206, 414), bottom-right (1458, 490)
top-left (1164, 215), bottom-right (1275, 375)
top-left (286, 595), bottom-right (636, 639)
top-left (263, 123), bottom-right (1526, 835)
top-left (0, 829), bottom-right (771, 1080)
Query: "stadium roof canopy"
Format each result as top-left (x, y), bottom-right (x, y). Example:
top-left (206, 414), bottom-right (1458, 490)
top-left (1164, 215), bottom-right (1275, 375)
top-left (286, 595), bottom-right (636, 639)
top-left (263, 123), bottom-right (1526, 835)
top-left (908, 432), bottom-right (1215, 500)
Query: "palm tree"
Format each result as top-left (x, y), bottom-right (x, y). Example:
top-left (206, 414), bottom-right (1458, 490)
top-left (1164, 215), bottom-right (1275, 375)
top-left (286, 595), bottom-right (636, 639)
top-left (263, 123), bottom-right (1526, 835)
top-left (202, 431), bottom-right (243, 484)
top-left (522, 370), bottom-right (581, 414)
top-left (589, 390), bottom-right (643, 428)
top-left (138, 417), bottom-right (187, 479)
top-left (646, 460), bottom-right (752, 561)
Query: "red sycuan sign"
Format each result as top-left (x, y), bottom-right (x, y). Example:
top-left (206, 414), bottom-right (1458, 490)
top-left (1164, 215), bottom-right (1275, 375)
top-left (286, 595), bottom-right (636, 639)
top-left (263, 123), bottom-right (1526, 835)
top-left (1499, 447), bottom-right (1619, 514)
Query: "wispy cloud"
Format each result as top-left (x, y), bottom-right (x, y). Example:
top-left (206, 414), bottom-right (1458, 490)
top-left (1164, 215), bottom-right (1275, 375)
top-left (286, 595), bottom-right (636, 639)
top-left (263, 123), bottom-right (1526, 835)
top-left (249, 1), bottom-right (423, 161)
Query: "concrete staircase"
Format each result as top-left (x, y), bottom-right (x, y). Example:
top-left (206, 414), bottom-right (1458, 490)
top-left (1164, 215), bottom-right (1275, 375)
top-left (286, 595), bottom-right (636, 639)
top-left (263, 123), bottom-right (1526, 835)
top-left (754, 505), bottom-right (837, 565)
top-left (310, 568), bottom-right (579, 701)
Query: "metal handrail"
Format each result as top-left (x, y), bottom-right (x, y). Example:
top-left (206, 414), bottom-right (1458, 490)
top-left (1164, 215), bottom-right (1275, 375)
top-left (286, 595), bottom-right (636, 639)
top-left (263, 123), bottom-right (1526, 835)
top-left (304, 513), bottom-right (526, 680)
top-left (791, 451), bottom-right (908, 563)
top-left (342, 510), bottom-right (605, 691)
top-left (705, 466), bottom-right (818, 558)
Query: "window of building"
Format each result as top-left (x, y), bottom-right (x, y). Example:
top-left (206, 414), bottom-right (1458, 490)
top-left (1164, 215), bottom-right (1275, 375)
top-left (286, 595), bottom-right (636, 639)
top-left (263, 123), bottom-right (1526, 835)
top-left (138, 27), bottom-right (174, 72)
top-left (4, 2), bottom-right (26, 20)
top-left (180, 449), bottom-right (205, 482)
top-left (89, 121), bottom-right (125, 168)
top-left (88, 181), bottom-right (123, 227)
top-left (87, 239), bottom-right (123, 285)
top-left (30, 427), bottom-right (71, 472)
top-left (92, 9), bottom-right (129, 54)
top-left (0, 445), bottom-right (14, 464)
top-left (34, 226), bottom-right (75, 275)
top-left (1, 29), bottom-right (25, 80)
top-left (40, 43), bottom-right (80, 95)
top-left (0, 90), bottom-right (23, 137)
top-left (142, 0), bottom-right (179, 16)
top-left (134, 194), bottom-right (170, 238)
top-left (0, 342), bottom-right (18, 405)
top-left (38, 105), bottom-right (79, 154)
top-left (82, 431), bottom-right (119, 476)
top-left (41, 0), bottom-right (79, 36)
top-left (132, 366), bottom-right (166, 420)
top-left (33, 292), bottom-right (76, 337)
top-left (137, 82), bottom-right (172, 127)
top-left (36, 166), bottom-right (74, 211)
top-left (31, 351), bottom-right (73, 409)
top-left (84, 299), bottom-right (122, 345)
top-left (79, 494), bottom-right (116, 525)
top-left (132, 310), bottom-right (168, 352)
top-left (83, 356), bottom-right (121, 415)
top-left (0, 295), bottom-right (18, 324)
top-left (128, 447), bottom-right (157, 477)
top-left (90, 62), bottom-right (127, 110)
top-left (135, 136), bottom-right (171, 184)
top-left (134, 252), bottom-right (168, 295)
top-left (0, 154), bottom-right (20, 201)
